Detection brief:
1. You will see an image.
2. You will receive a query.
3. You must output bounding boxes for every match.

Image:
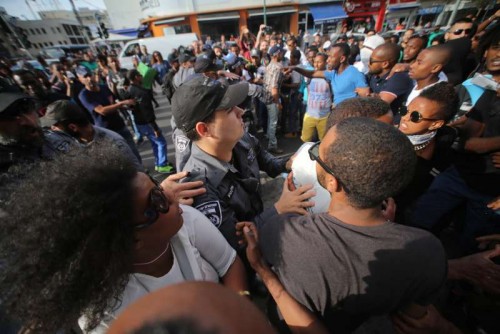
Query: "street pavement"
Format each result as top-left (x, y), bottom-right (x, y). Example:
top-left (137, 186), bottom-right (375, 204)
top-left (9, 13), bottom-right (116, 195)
top-left (137, 90), bottom-right (305, 207)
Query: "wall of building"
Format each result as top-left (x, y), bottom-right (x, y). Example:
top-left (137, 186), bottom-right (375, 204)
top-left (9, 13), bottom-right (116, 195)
top-left (16, 19), bottom-right (87, 54)
top-left (103, 0), bottom-right (142, 29)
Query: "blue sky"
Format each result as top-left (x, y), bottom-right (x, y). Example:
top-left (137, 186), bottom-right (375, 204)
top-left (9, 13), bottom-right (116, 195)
top-left (0, 0), bottom-right (106, 20)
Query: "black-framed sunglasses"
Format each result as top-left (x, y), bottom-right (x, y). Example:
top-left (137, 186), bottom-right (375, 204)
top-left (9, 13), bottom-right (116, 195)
top-left (399, 106), bottom-right (441, 123)
top-left (308, 142), bottom-right (350, 193)
top-left (134, 176), bottom-right (170, 230)
top-left (452, 28), bottom-right (472, 36)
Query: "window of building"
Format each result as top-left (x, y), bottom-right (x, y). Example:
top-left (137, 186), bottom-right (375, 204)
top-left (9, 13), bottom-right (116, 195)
top-left (77, 38), bottom-right (85, 44)
top-left (57, 27), bottom-right (62, 34)
top-left (51, 27), bottom-right (55, 34)
top-left (41, 28), bottom-right (46, 34)
top-left (35, 28), bottom-right (41, 34)
top-left (71, 25), bottom-right (80, 36)
top-left (63, 24), bottom-right (72, 35)
top-left (70, 37), bottom-right (78, 44)
top-left (29, 28), bottom-right (34, 35)
top-left (49, 42), bottom-right (53, 46)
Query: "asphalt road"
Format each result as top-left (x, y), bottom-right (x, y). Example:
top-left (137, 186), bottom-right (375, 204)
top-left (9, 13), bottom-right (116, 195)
top-left (138, 90), bottom-right (305, 207)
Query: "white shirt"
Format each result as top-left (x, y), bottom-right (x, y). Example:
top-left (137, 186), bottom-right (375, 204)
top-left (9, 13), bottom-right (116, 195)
top-left (79, 205), bottom-right (236, 333)
top-left (406, 78), bottom-right (446, 106)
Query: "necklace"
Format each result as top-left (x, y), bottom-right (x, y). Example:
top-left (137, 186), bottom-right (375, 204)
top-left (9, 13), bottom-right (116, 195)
top-left (133, 243), bottom-right (170, 266)
top-left (413, 140), bottom-right (432, 151)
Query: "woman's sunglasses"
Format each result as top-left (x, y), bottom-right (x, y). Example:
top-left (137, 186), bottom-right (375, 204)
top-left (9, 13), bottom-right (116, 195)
top-left (134, 176), bottom-right (170, 230)
top-left (399, 106), bottom-right (440, 123)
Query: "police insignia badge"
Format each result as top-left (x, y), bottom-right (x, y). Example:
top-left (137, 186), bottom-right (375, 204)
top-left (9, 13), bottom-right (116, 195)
top-left (195, 201), bottom-right (223, 228)
top-left (175, 135), bottom-right (189, 153)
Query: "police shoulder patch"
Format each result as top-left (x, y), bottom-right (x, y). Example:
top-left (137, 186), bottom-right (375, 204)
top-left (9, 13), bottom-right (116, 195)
top-left (195, 201), bottom-right (223, 228)
top-left (175, 135), bottom-right (190, 153)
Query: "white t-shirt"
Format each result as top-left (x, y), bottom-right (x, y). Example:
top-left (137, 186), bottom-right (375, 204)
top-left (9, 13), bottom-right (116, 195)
top-left (292, 142), bottom-right (331, 214)
top-left (406, 78), bottom-right (446, 106)
top-left (79, 205), bottom-right (236, 333)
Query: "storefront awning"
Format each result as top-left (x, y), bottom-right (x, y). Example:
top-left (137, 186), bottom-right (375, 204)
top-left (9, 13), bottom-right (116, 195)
top-left (309, 3), bottom-right (348, 23)
top-left (248, 6), bottom-right (297, 17)
top-left (387, 1), bottom-right (420, 12)
top-left (197, 12), bottom-right (240, 22)
top-left (418, 5), bottom-right (444, 15)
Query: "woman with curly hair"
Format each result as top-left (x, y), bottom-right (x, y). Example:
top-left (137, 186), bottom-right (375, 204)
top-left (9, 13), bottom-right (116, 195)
top-left (0, 145), bottom-right (247, 334)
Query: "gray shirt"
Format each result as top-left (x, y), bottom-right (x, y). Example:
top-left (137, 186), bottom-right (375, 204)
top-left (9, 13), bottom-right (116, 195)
top-left (260, 213), bottom-right (447, 332)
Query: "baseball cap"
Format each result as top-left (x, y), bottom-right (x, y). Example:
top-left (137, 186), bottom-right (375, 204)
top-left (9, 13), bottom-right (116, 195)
top-left (363, 34), bottom-right (385, 50)
top-left (171, 76), bottom-right (249, 133)
top-left (179, 51), bottom-right (196, 64)
top-left (323, 41), bottom-right (332, 51)
top-left (0, 92), bottom-right (35, 118)
top-left (76, 65), bottom-right (91, 77)
top-left (222, 52), bottom-right (237, 65)
top-left (40, 100), bottom-right (89, 128)
top-left (167, 53), bottom-right (179, 65)
top-left (194, 52), bottom-right (221, 73)
top-left (268, 45), bottom-right (283, 56)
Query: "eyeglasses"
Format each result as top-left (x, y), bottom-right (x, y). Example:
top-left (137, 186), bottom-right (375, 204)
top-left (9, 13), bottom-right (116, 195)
top-left (369, 58), bottom-right (385, 65)
top-left (452, 28), bottom-right (472, 36)
top-left (134, 176), bottom-right (170, 230)
top-left (399, 106), bottom-right (441, 123)
top-left (308, 142), bottom-right (350, 193)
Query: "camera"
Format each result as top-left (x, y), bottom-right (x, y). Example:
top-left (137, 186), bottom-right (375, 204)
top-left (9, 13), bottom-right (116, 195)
top-left (264, 26), bottom-right (273, 34)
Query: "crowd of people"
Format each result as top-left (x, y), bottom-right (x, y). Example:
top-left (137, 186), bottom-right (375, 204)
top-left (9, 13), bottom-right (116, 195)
top-left (0, 8), bottom-right (499, 334)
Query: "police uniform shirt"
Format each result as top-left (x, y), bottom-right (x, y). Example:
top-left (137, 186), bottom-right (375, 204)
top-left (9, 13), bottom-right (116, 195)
top-left (182, 133), bottom-right (287, 249)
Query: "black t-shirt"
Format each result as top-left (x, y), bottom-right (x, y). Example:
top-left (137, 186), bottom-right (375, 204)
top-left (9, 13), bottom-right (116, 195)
top-left (127, 84), bottom-right (156, 125)
top-left (260, 213), bottom-right (447, 332)
top-left (455, 90), bottom-right (500, 196)
top-left (368, 71), bottom-right (413, 115)
top-left (395, 126), bottom-right (457, 224)
top-left (443, 38), bottom-right (472, 86)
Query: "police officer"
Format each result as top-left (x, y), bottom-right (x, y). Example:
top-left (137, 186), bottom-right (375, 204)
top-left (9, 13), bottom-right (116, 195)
top-left (171, 76), bottom-right (315, 250)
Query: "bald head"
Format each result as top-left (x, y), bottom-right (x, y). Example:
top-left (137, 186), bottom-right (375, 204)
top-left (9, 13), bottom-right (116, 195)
top-left (372, 43), bottom-right (401, 64)
top-left (424, 45), bottom-right (451, 66)
top-left (409, 46), bottom-right (451, 81)
top-left (108, 282), bottom-right (276, 334)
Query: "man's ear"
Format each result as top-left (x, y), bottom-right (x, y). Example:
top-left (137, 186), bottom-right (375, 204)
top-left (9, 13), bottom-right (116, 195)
top-left (67, 123), bottom-right (79, 133)
top-left (430, 63), bottom-right (443, 74)
top-left (195, 122), bottom-right (210, 138)
top-left (324, 173), bottom-right (341, 194)
top-left (429, 119), bottom-right (445, 131)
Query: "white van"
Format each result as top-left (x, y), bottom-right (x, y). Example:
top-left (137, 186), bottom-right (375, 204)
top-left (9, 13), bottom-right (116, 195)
top-left (119, 33), bottom-right (198, 69)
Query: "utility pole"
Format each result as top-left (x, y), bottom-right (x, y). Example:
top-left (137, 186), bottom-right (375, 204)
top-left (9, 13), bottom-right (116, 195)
top-left (68, 0), bottom-right (90, 44)
top-left (447, 0), bottom-right (462, 27)
top-left (263, 0), bottom-right (267, 26)
top-left (25, 0), bottom-right (38, 20)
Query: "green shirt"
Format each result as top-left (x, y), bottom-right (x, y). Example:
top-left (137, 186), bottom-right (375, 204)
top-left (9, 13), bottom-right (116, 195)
top-left (137, 62), bottom-right (157, 90)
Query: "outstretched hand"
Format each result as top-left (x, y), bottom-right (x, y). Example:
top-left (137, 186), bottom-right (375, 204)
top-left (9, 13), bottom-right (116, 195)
top-left (160, 171), bottom-right (206, 206)
top-left (448, 245), bottom-right (500, 295)
top-left (236, 222), bottom-right (266, 271)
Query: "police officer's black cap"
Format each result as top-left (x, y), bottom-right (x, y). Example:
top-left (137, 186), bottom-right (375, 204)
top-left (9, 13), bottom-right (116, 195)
top-left (194, 51), bottom-right (222, 73)
top-left (0, 92), bottom-right (35, 118)
top-left (167, 53), bottom-right (179, 64)
top-left (171, 76), bottom-right (249, 133)
top-left (40, 100), bottom-right (88, 128)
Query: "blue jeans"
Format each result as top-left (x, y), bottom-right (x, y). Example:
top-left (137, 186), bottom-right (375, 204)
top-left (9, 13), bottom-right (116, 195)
top-left (266, 103), bottom-right (279, 149)
top-left (137, 123), bottom-right (168, 167)
top-left (287, 92), bottom-right (300, 133)
top-left (115, 126), bottom-right (142, 163)
top-left (411, 166), bottom-right (500, 252)
top-left (126, 109), bottom-right (141, 140)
